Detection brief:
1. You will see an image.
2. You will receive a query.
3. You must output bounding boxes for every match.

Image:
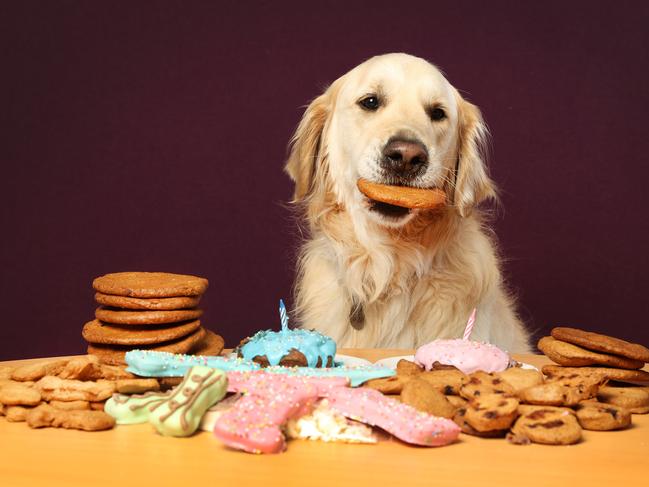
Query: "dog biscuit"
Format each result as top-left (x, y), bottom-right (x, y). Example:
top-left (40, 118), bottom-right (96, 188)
top-left (508, 406), bottom-right (581, 445)
top-left (149, 366), bottom-right (227, 437)
top-left (496, 367), bottom-right (543, 394)
top-left (213, 374), bottom-right (323, 453)
top-left (49, 400), bottom-right (91, 411)
top-left (5, 405), bottom-right (35, 422)
top-left (35, 376), bottom-right (115, 402)
top-left (396, 359), bottom-right (424, 376)
top-left (542, 365), bottom-right (649, 385)
top-left (11, 359), bottom-right (69, 382)
top-left (400, 378), bottom-right (456, 418)
top-left (551, 326), bottom-right (649, 362)
top-left (357, 178), bottom-right (446, 209)
top-left (538, 336), bottom-right (644, 369)
top-left (459, 371), bottom-right (514, 400)
top-left (95, 292), bottom-right (201, 310)
top-left (93, 272), bottom-right (209, 298)
top-left (26, 404), bottom-right (115, 431)
top-left (327, 386), bottom-right (460, 446)
top-left (419, 369), bottom-right (467, 395)
top-left (115, 378), bottom-right (160, 394)
top-left (518, 381), bottom-right (599, 407)
top-left (464, 393), bottom-right (519, 432)
top-left (453, 406), bottom-right (507, 438)
top-left (0, 382), bottom-right (41, 406)
top-left (105, 391), bottom-right (171, 424)
top-left (596, 386), bottom-right (649, 414)
top-left (575, 400), bottom-right (632, 430)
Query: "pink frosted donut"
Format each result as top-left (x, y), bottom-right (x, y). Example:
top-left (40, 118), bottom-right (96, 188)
top-left (414, 339), bottom-right (510, 374)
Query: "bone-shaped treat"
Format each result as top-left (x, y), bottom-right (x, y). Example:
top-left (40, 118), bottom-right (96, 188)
top-left (149, 366), bottom-right (227, 437)
top-left (325, 386), bottom-right (460, 446)
top-left (213, 374), bottom-right (346, 453)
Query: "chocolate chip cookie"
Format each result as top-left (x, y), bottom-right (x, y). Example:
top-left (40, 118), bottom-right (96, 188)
top-left (508, 406), bottom-right (582, 445)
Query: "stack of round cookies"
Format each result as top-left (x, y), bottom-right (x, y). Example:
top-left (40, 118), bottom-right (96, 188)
top-left (82, 272), bottom-right (225, 365)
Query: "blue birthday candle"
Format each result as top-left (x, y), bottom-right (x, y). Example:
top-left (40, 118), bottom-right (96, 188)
top-left (279, 299), bottom-right (289, 332)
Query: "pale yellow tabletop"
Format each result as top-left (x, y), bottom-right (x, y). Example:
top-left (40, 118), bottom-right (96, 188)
top-left (1, 349), bottom-right (648, 487)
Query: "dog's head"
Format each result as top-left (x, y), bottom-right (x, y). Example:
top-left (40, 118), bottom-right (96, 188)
top-left (285, 53), bottom-right (496, 227)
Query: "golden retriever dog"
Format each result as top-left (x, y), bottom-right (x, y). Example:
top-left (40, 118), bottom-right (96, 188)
top-left (285, 53), bottom-right (530, 353)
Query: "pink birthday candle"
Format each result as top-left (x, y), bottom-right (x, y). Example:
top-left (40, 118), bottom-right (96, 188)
top-left (462, 308), bottom-right (477, 340)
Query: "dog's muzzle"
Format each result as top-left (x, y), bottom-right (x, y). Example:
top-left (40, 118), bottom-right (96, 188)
top-left (380, 137), bottom-right (428, 180)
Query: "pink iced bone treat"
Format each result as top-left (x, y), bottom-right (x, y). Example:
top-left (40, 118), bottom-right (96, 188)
top-left (214, 373), bottom-right (348, 454)
top-left (326, 387), bottom-right (460, 446)
top-left (414, 338), bottom-right (510, 374)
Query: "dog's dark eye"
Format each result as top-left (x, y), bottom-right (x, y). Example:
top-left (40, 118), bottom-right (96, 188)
top-left (358, 95), bottom-right (380, 111)
top-left (429, 107), bottom-right (446, 121)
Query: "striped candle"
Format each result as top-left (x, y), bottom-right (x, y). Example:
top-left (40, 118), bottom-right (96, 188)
top-left (462, 308), bottom-right (477, 340)
top-left (279, 299), bottom-right (289, 332)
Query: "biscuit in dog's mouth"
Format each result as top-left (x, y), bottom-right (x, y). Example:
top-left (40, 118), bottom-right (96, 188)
top-left (368, 200), bottom-right (411, 218)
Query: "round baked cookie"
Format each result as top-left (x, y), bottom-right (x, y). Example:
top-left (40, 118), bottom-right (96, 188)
top-left (596, 386), bottom-right (649, 414)
top-left (453, 407), bottom-right (507, 438)
top-left (538, 336), bottom-right (645, 369)
top-left (87, 327), bottom-right (206, 365)
top-left (93, 272), bottom-right (208, 298)
top-left (495, 367), bottom-right (543, 394)
top-left (418, 369), bottom-right (467, 395)
top-left (82, 319), bottom-right (201, 346)
top-left (189, 329), bottom-right (225, 356)
top-left (575, 401), bottom-right (632, 430)
top-left (551, 327), bottom-right (649, 363)
top-left (508, 406), bottom-right (582, 445)
top-left (94, 293), bottom-right (201, 310)
top-left (400, 378), bottom-right (456, 418)
top-left (95, 307), bottom-right (202, 325)
top-left (459, 371), bottom-right (515, 400)
top-left (542, 365), bottom-right (649, 385)
top-left (357, 178), bottom-right (446, 209)
top-left (464, 393), bottom-right (519, 432)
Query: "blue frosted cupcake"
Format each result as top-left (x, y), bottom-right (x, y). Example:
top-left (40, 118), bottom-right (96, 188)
top-left (237, 300), bottom-right (337, 368)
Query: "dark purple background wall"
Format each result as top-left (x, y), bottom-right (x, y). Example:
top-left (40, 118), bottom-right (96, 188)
top-left (2, 1), bottom-right (648, 360)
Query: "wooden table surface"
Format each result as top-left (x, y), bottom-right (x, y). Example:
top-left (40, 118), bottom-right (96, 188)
top-left (1, 349), bottom-right (648, 487)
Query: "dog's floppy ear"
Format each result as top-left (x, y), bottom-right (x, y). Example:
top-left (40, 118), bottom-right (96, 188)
top-left (284, 91), bottom-right (332, 202)
top-left (453, 95), bottom-right (497, 217)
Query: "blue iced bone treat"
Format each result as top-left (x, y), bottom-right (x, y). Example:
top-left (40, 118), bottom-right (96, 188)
top-left (125, 349), bottom-right (395, 387)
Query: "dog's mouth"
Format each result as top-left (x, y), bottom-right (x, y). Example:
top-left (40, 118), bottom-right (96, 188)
top-left (368, 199), bottom-right (411, 219)
top-left (357, 178), bottom-right (446, 222)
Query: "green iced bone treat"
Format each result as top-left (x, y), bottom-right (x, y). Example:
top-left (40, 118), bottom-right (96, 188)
top-left (148, 366), bottom-right (227, 437)
top-left (105, 391), bottom-right (170, 425)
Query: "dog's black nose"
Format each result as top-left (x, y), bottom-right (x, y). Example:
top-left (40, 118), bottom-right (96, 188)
top-left (380, 138), bottom-right (428, 178)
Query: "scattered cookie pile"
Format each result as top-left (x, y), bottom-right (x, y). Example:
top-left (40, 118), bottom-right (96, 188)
top-left (364, 335), bottom-right (649, 446)
top-left (0, 355), bottom-right (160, 430)
top-left (83, 272), bottom-right (225, 365)
top-left (538, 327), bottom-right (649, 416)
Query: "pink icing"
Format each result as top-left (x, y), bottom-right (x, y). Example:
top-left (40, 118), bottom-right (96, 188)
top-left (325, 387), bottom-right (460, 446)
top-left (214, 373), bottom-right (348, 454)
top-left (214, 371), bottom-right (459, 453)
top-left (414, 338), bottom-right (510, 374)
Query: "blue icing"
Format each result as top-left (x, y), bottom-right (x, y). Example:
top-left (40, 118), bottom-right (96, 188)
top-left (239, 328), bottom-right (337, 368)
top-left (125, 350), bottom-right (260, 377)
top-left (125, 350), bottom-right (395, 387)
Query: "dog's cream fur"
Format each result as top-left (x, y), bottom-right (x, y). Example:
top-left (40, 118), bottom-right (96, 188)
top-left (285, 53), bottom-right (530, 352)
